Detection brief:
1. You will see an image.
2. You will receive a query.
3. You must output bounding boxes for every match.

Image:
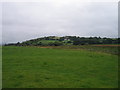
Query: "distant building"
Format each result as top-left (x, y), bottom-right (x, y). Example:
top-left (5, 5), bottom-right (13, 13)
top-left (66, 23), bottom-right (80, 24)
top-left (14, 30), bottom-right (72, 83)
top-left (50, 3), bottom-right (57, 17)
top-left (64, 38), bottom-right (70, 41)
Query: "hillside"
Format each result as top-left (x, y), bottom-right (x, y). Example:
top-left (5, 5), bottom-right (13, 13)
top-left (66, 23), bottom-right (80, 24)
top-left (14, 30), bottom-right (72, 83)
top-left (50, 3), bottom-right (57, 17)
top-left (5, 36), bottom-right (119, 46)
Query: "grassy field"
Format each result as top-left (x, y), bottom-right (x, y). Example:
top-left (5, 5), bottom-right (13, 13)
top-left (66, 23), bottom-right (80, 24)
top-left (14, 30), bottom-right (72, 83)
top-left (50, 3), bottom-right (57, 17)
top-left (0, 46), bottom-right (2, 89)
top-left (2, 46), bottom-right (118, 88)
top-left (41, 45), bottom-right (119, 55)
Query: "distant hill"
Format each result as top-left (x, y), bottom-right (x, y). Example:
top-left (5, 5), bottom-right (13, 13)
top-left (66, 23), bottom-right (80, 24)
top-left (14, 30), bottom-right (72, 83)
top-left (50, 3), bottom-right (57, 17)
top-left (4, 36), bottom-right (120, 46)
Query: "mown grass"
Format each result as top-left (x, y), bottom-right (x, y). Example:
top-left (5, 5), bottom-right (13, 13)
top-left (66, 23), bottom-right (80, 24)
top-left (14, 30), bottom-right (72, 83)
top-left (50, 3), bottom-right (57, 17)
top-left (2, 46), bottom-right (118, 88)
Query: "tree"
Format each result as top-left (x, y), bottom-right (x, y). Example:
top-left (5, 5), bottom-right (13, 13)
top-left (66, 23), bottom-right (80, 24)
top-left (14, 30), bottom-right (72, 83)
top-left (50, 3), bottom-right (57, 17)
top-left (53, 41), bottom-right (63, 46)
top-left (16, 42), bottom-right (20, 46)
top-left (73, 40), bottom-right (81, 45)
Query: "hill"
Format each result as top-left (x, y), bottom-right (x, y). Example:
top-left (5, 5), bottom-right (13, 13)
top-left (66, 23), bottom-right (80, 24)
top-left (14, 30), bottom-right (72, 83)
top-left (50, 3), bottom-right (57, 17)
top-left (5, 36), bottom-right (119, 46)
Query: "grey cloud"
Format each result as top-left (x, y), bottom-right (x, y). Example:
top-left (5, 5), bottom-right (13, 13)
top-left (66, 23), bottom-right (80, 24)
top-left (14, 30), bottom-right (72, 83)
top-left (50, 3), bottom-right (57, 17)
top-left (2, 1), bottom-right (118, 44)
top-left (0, 2), bottom-right (2, 45)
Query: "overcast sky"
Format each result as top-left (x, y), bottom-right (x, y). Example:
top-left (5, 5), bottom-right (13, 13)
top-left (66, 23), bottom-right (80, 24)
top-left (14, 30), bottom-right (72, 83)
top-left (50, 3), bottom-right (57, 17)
top-left (1, 0), bottom-right (118, 44)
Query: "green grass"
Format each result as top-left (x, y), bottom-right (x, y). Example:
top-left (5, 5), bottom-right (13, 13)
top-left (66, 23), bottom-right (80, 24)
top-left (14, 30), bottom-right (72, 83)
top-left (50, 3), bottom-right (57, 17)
top-left (0, 46), bottom-right (2, 89)
top-left (2, 46), bottom-right (118, 88)
top-left (50, 45), bottom-right (119, 55)
top-left (40, 40), bottom-right (56, 44)
top-left (39, 40), bottom-right (73, 45)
